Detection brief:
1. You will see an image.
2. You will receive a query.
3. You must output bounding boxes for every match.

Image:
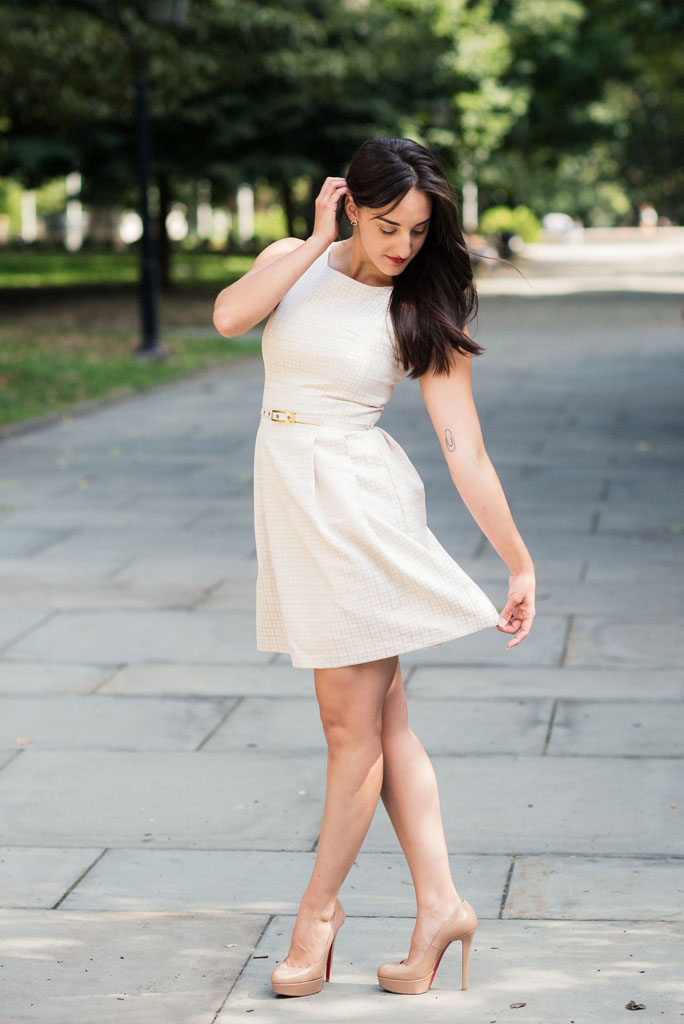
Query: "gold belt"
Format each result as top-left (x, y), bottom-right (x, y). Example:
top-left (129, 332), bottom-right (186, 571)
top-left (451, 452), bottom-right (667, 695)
top-left (261, 408), bottom-right (372, 430)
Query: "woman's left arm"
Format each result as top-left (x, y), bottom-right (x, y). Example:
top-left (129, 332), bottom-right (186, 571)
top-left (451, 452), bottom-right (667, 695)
top-left (419, 348), bottom-right (535, 647)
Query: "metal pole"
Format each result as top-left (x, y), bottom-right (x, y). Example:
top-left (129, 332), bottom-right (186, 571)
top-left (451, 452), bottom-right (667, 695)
top-left (133, 60), bottom-right (165, 359)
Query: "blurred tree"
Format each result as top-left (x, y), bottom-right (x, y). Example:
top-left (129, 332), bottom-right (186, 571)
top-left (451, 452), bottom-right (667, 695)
top-left (0, 0), bottom-right (458, 272)
top-left (477, 0), bottom-right (682, 223)
top-left (0, 0), bottom-right (681, 249)
top-left (615, 0), bottom-right (684, 221)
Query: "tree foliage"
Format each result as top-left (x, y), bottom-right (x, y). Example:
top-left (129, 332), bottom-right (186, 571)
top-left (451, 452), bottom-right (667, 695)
top-left (0, 0), bottom-right (681, 236)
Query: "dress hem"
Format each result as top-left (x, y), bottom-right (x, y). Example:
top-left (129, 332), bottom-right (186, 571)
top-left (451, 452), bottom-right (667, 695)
top-left (257, 613), bottom-right (500, 669)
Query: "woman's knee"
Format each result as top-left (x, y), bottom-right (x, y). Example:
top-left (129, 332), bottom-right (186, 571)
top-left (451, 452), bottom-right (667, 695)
top-left (315, 657), bottom-right (396, 751)
top-left (318, 703), bottom-right (382, 753)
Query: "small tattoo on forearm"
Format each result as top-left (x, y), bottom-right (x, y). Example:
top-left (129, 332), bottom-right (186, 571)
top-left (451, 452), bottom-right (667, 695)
top-left (444, 429), bottom-right (455, 452)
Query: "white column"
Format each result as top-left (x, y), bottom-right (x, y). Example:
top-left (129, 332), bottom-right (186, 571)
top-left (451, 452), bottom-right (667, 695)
top-left (236, 184), bottom-right (254, 243)
top-left (197, 179), bottom-right (213, 240)
top-left (65, 171), bottom-right (84, 251)
top-left (462, 181), bottom-right (478, 235)
top-left (21, 190), bottom-right (38, 242)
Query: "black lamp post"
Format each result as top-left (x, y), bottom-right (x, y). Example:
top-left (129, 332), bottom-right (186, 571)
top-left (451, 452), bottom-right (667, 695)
top-left (133, 0), bottom-right (188, 360)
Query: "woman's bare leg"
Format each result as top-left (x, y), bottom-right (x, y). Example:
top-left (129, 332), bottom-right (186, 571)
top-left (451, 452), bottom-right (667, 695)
top-left (281, 655), bottom-right (398, 968)
top-left (380, 660), bottom-right (462, 962)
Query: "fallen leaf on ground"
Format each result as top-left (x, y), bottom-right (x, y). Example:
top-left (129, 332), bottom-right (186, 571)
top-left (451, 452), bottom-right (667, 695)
top-left (626, 1001), bottom-right (646, 1011)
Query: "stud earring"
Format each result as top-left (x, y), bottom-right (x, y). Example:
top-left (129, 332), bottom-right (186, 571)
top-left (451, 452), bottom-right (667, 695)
top-left (351, 219), bottom-right (358, 227)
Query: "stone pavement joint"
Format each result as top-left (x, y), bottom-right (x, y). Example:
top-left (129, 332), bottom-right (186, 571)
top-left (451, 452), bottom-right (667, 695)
top-left (1, 274), bottom-right (683, 1021)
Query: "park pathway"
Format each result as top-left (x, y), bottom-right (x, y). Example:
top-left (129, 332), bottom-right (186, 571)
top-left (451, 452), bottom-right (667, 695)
top-left (0, 257), bottom-right (683, 1022)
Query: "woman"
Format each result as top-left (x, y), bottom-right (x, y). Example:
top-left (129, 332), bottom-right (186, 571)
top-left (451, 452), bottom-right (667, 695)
top-left (214, 138), bottom-right (535, 998)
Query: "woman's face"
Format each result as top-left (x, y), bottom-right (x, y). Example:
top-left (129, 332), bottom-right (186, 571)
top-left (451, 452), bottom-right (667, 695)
top-left (350, 187), bottom-right (432, 280)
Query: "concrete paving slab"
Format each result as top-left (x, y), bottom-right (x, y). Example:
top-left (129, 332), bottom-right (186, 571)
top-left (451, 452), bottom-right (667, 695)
top-left (363, 756), bottom-right (684, 855)
top-left (61, 850), bottom-right (510, 918)
top-left (505, 855), bottom-right (684, 921)
top-left (0, 554), bottom-right (130, 580)
top-left (37, 526), bottom-right (250, 560)
top-left (0, 527), bottom-right (70, 556)
top-left (0, 498), bottom-right (214, 530)
top-left (100, 662), bottom-right (310, 697)
top-left (476, 532), bottom-right (684, 573)
top-left (548, 700), bottom-right (684, 757)
top-left (408, 666), bottom-right (684, 700)
top-left (535, 579), bottom-right (684, 616)
top-left (0, 578), bottom-right (208, 611)
top-left (453, 556), bottom-right (586, 582)
top-left (221, 916), bottom-right (684, 1023)
top-left (599, 504), bottom-right (684, 533)
top-left (399, 615), bottom-right (568, 667)
top-left (0, 908), bottom-right (266, 1024)
top-left (408, 698), bottom-right (552, 756)
top-left (608, 471), bottom-right (684, 504)
top-left (493, 467), bottom-right (607, 503)
top-left (0, 749), bottom-right (19, 771)
top-left (111, 555), bottom-right (256, 585)
top-left (0, 696), bottom-right (234, 751)
top-left (0, 750), bottom-right (326, 849)
top-left (0, 846), bottom-right (102, 909)
top-left (566, 617), bottom-right (684, 669)
top-left (3, 610), bottom-right (269, 665)
top-left (191, 499), bottom-right (255, 533)
top-left (505, 505), bottom-right (598, 532)
top-left (205, 697), bottom-right (552, 756)
top-left (0, 662), bottom-right (110, 695)
top-left (205, 697), bottom-right (324, 753)
top-left (497, 534), bottom-right (684, 570)
top-left (585, 560), bottom-right (684, 582)
top-left (193, 578), bottom-right (257, 612)
top-left (125, 471), bottom-right (252, 500)
top-left (0, 610), bottom-right (53, 651)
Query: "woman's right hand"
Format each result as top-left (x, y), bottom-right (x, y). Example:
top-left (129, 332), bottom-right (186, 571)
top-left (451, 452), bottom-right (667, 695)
top-left (311, 177), bottom-right (349, 248)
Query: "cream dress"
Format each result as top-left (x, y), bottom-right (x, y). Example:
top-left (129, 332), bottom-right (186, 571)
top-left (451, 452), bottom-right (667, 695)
top-left (253, 244), bottom-right (499, 668)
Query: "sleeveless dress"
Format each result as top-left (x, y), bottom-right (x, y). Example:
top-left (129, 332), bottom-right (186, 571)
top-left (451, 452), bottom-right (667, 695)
top-left (253, 244), bottom-right (499, 668)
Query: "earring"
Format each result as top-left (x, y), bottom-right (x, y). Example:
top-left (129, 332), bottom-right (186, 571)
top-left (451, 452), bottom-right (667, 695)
top-left (351, 219), bottom-right (358, 227)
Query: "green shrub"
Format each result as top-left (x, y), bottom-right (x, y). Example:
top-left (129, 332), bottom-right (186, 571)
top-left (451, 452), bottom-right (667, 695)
top-left (478, 205), bottom-right (541, 243)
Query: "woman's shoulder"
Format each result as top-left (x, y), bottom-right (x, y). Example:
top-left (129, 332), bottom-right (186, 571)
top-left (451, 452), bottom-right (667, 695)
top-left (250, 237), bottom-right (307, 271)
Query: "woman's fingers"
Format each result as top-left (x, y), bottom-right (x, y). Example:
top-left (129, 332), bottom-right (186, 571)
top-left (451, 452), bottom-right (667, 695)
top-left (311, 178), bottom-right (350, 245)
top-left (317, 177), bottom-right (348, 198)
top-left (497, 598), bottom-right (520, 630)
top-left (497, 591), bottom-right (535, 646)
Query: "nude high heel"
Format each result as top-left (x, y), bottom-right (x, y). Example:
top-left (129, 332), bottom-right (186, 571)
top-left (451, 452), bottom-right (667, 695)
top-left (377, 898), bottom-right (477, 995)
top-left (271, 900), bottom-right (345, 997)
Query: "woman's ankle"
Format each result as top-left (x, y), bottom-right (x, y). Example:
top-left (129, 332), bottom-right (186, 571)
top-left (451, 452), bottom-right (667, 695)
top-left (416, 889), bottom-right (461, 916)
top-left (298, 890), bottom-right (339, 922)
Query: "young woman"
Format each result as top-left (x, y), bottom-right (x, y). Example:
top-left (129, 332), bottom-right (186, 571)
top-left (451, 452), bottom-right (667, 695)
top-left (214, 138), bottom-right (535, 998)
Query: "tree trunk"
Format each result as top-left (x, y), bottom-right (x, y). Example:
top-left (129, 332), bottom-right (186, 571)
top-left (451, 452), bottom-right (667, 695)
top-left (157, 172), bottom-right (172, 291)
top-left (280, 180), bottom-right (296, 237)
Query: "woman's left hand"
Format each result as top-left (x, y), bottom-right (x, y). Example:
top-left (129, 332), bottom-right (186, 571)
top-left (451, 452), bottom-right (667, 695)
top-left (497, 572), bottom-right (536, 648)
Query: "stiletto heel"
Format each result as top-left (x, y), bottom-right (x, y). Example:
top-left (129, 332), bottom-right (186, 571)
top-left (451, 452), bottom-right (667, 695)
top-left (461, 928), bottom-right (474, 990)
top-left (325, 937), bottom-right (336, 982)
top-left (271, 900), bottom-right (345, 997)
top-left (377, 898), bottom-right (477, 995)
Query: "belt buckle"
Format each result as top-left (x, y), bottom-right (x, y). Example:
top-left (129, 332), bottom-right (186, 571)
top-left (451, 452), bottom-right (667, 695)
top-left (270, 409), bottom-right (296, 424)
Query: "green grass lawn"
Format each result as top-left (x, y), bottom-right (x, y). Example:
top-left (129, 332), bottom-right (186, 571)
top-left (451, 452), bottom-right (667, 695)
top-left (0, 329), bottom-right (261, 428)
top-left (0, 249), bottom-right (253, 288)
top-left (0, 248), bottom-right (262, 428)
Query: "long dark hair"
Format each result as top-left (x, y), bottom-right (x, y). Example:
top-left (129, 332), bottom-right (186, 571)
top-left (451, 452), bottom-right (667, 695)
top-left (345, 138), bottom-right (482, 377)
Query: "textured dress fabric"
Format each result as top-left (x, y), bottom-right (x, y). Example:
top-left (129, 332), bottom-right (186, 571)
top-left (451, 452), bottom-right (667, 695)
top-left (253, 244), bottom-right (499, 668)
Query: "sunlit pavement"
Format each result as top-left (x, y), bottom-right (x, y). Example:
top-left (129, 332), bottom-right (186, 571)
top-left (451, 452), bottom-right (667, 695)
top-left (0, 246), bottom-right (683, 1022)
top-left (478, 229), bottom-right (684, 296)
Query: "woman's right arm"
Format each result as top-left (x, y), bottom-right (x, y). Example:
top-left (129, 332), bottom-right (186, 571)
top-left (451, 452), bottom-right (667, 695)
top-left (213, 176), bottom-right (348, 337)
